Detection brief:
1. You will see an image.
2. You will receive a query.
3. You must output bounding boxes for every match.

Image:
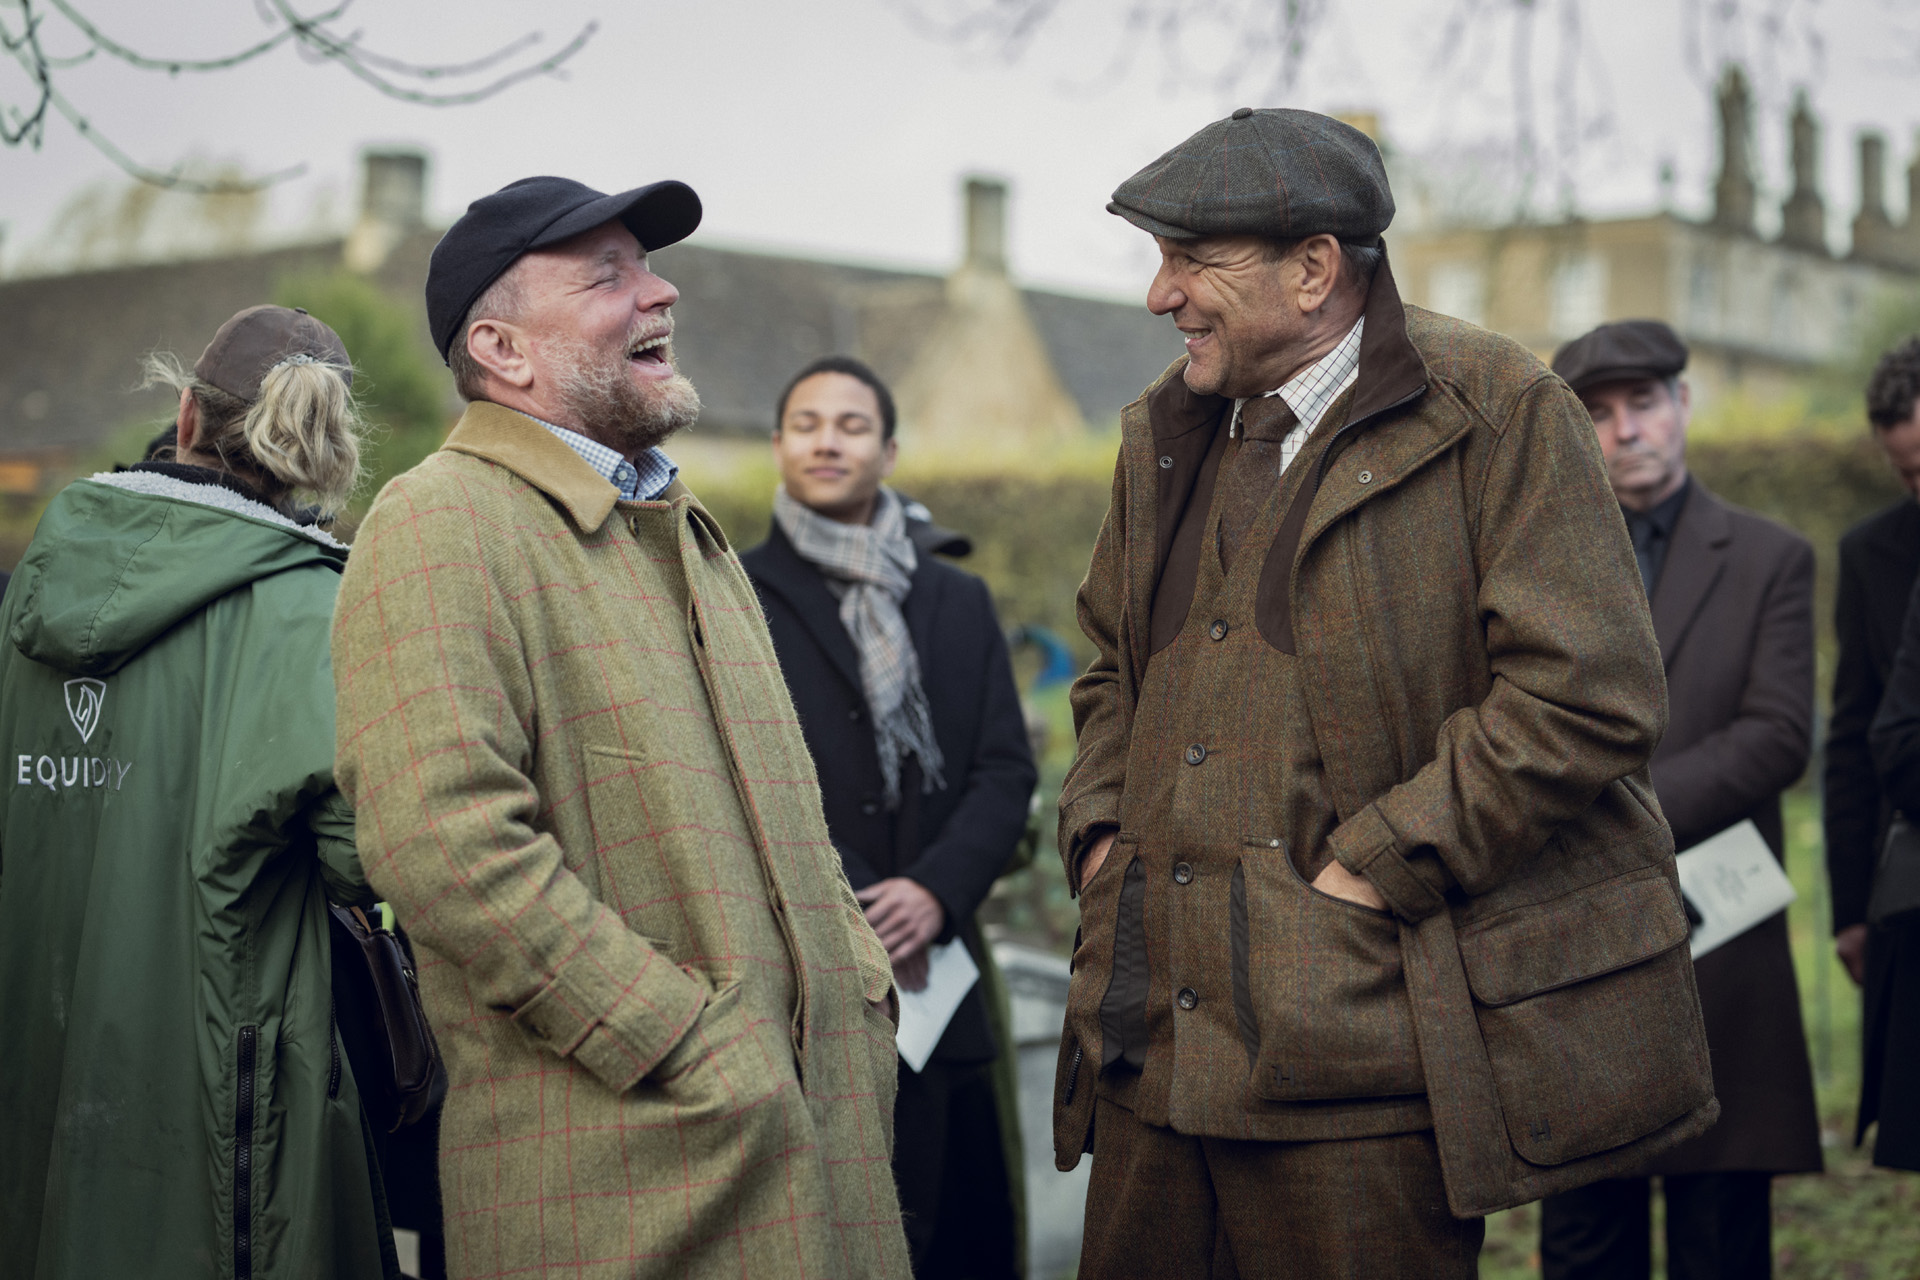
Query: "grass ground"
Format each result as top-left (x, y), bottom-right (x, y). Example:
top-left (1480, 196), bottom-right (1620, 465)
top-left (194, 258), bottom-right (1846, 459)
top-left (1480, 791), bottom-right (1920, 1278)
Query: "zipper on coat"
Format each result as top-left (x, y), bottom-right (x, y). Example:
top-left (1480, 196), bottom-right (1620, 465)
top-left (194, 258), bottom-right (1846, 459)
top-left (234, 1024), bottom-right (258, 1280)
top-left (1062, 1040), bottom-right (1083, 1106)
top-left (327, 995), bottom-right (342, 1100)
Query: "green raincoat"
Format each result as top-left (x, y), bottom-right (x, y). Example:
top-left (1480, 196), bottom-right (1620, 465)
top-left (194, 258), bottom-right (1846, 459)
top-left (0, 470), bottom-right (397, 1280)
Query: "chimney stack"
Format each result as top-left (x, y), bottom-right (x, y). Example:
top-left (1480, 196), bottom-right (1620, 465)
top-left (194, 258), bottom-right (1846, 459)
top-left (1712, 67), bottom-right (1757, 235)
top-left (344, 148), bottom-right (429, 274)
top-left (1852, 131), bottom-right (1901, 264)
top-left (1778, 91), bottom-right (1826, 253)
top-left (963, 177), bottom-right (1008, 275)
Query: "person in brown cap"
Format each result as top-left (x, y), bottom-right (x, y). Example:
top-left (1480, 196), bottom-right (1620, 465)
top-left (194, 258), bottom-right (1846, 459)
top-left (1053, 109), bottom-right (1716, 1277)
top-left (1539, 322), bottom-right (1822, 1278)
top-left (330, 179), bottom-right (910, 1278)
top-left (0, 304), bottom-right (395, 1279)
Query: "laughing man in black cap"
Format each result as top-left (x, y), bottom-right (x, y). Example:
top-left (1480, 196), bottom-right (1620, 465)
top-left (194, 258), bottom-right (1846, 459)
top-left (1053, 111), bottom-right (1714, 1277)
top-left (331, 179), bottom-right (912, 1278)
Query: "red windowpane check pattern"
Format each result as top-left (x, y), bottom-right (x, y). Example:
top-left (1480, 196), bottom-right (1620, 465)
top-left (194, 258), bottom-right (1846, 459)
top-left (332, 442), bottom-right (906, 1279)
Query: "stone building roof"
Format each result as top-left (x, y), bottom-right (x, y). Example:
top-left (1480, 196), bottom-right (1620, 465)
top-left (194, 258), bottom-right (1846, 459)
top-left (0, 159), bottom-right (1180, 480)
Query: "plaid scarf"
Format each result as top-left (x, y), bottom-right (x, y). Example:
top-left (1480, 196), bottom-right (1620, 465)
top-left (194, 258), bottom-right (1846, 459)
top-left (774, 485), bottom-right (946, 808)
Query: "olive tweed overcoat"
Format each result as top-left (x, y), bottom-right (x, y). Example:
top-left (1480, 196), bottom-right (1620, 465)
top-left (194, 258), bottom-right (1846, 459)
top-left (332, 404), bottom-right (909, 1279)
top-left (1054, 261), bottom-right (1719, 1218)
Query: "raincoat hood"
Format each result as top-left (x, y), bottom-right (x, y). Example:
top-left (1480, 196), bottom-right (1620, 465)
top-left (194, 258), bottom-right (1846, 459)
top-left (9, 470), bottom-right (346, 677)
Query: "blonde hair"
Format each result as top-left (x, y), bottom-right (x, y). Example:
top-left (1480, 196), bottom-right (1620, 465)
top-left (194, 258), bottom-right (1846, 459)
top-left (141, 351), bottom-right (366, 515)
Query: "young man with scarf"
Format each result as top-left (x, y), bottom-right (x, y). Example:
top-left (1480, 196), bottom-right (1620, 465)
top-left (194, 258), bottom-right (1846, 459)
top-left (742, 357), bottom-right (1036, 1279)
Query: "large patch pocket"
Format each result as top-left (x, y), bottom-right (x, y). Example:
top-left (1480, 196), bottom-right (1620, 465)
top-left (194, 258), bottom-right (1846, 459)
top-left (1458, 867), bottom-right (1712, 1167)
top-left (1233, 840), bottom-right (1426, 1102)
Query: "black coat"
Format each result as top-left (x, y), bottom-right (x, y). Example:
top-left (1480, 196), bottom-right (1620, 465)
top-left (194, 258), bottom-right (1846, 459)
top-left (1825, 496), bottom-right (1920, 1168)
top-left (1638, 483), bottom-right (1821, 1175)
top-left (742, 521), bottom-right (1038, 1063)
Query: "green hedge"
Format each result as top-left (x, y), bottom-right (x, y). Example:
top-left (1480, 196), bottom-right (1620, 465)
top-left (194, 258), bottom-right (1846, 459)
top-left (694, 434), bottom-right (1905, 678)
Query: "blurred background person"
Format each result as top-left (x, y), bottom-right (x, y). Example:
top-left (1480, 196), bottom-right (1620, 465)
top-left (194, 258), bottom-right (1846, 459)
top-left (743, 356), bottom-right (1035, 1279)
top-left (0, 306), bottom-right (395, 1278)
top-left (1833, 336), bottom-right (1920, 1176)
top-left (1541, 320), bottom-right (1822, 1279)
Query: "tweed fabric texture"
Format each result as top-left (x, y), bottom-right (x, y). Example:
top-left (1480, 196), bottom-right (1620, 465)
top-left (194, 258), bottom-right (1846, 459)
top-left (1077, 1097), bottom-right (1483, 1280)
top-left (1054, 259), bottom-right (1716, 1216)
top-left (1089, 410), bottom-right (1432, 1141)
top-left (332, 402), bottom-right (908, 1279)
top-left (1108, 108), bottom-right (1394, 242)
top-left (773, 486), bottom-right (944, 808)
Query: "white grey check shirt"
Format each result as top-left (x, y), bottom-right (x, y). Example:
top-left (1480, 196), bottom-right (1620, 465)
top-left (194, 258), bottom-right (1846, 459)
top-left (1229, 315), bottom-right (1366, 476)
top-left (525, 413), bottom-right (678, 501)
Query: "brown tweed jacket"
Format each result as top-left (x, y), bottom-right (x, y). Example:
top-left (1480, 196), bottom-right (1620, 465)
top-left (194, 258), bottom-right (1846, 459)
top-left (332, 403), bottom-right (909, 1278)
top-left (1054, 259), bottom-right (1718, 1217)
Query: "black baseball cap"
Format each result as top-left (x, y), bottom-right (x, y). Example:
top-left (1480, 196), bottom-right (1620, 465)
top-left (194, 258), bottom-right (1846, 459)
top-left (426, 176), bottom-right (702, 361)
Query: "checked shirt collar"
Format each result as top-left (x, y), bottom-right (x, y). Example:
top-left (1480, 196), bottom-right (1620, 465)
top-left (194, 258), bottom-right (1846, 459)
top-left (1229, 314), bottom-right (1366, 476)
top-left (521, 412), bottom-right (678, 502)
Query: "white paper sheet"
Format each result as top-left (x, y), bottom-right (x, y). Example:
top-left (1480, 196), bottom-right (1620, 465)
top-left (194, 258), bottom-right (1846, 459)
top-left (1676, 819), bottom-right (1797, 959)
top-left (893, 938), bottom-right (981, 1073)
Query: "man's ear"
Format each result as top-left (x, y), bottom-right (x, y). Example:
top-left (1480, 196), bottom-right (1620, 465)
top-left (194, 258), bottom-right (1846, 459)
top-left (467, 319), bottom-right (535, 391)
top-left (881, 436), bottom-right (899, 479)
top-left (1292, 234), bottom-right (1343, 315)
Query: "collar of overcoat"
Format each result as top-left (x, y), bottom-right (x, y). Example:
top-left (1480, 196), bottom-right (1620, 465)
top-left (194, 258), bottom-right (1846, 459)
top-left (439, 400), bottom-right (692, 535)
top-left (1647, 479), bottom-right (1731, 666)
top-left (1138, 251), bottom-right (1435, 661)
top-left (745, 519), bottom-right (944, 699)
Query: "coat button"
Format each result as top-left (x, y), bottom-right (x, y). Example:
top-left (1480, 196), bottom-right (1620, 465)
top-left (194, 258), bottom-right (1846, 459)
top-left (1176, 987), bottom-right (1198, 1010)
top-left (1357, 470), bottom-right (1373, 484)
top-left (1159, 455), bottom-right (1174, 469)
top-left (1209, 619), bottom-right (1229, 641)
top-left (860, 794), bottom-right (879, 816)
top-left (1184, 743), bottom-right (1207, 766)
top-left (847, 707), bottom-right (864, 723)
top-left (1173, 862), bottom-right (1194, 885)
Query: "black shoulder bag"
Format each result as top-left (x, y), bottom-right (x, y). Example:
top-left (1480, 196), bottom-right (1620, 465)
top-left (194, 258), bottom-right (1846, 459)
top-left (1869, 815), bottom-right (1920, 929)
top-left (328, 903), bottom-right (449, 1132)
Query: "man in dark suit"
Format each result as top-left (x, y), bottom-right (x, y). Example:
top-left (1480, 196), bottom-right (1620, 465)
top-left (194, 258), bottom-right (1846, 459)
top-left (741, 356), bottom-right (1036, 1279)
top-left (1827, 335), bottom-right (1920, 1173)
top-left (1540, 321), bottom-right (1822, 1279)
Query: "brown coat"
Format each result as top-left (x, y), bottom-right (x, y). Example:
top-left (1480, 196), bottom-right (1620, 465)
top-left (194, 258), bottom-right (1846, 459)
top-left (1639, 481), bottom-right (1822, 1176)
top-left (1053, 259), bottom-right (1718, 1217)
top-left (332, 404), bottom-right (908, 1278)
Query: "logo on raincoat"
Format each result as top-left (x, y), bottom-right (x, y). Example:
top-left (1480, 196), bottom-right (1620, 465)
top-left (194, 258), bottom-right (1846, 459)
top-left (64, 678), bottom-right (105, 743)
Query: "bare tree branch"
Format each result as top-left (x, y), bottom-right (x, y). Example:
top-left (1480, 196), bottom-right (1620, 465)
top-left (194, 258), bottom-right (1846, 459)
top-left (1, 0), bottom-right (597, 190)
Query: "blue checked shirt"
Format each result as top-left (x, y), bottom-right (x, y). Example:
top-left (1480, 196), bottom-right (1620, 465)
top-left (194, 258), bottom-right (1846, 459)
top-left (527, 413), bottom-right (679, 501)
top-left (1228, 315), bottom-right (1366, 476)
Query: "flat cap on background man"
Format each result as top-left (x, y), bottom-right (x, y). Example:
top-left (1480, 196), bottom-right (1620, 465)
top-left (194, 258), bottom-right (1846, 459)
top-left (1106, 106), bottom-right (1393, 243)
top-left (1552, 319), bottom-right (1691, 395)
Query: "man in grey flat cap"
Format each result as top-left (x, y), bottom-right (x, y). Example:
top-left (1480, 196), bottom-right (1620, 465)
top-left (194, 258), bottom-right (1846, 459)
top-left (1051, 108), bottom-right (1716, 1276)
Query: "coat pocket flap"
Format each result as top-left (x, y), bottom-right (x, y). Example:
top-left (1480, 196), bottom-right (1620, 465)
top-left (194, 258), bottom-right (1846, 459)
top-left (1457, 870), bottom-right (1688, 1007)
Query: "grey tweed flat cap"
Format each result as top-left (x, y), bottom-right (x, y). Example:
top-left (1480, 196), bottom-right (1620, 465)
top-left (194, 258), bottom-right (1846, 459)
top-left (1110, 107), bottom-right (1394, 243)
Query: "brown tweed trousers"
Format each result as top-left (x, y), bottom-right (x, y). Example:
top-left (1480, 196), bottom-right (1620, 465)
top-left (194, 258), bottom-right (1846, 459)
top-left (1055, 258), bottom-right (1718, 1218)
top-left (332, 403), bottom-right (909, 1279)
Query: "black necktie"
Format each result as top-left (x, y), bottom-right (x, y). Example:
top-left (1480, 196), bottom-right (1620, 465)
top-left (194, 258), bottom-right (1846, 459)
top-left (1627, 515), bottom-right (1660, 597)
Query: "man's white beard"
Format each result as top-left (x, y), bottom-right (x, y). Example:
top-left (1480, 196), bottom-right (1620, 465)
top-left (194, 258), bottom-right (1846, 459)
top-left (549, 334), bottom-right (702, 456)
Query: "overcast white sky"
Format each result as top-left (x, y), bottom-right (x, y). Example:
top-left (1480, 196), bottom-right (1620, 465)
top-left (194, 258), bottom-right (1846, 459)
top-left (2, 0), bottom-right (1915, 298)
